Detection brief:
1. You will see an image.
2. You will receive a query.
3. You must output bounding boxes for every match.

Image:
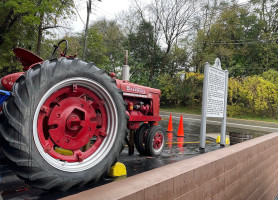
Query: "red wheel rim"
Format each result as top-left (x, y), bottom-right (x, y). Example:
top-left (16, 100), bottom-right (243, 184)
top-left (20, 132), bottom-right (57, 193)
top-left (153, 132), bottom-right (163, 150)
top-left (37, 85), bottom-right (108, 162)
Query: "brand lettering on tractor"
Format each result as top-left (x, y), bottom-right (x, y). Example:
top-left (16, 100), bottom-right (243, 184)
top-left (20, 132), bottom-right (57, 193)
top-left (126, 86), bottom-right (146, 94)
top-left (123, 92), bottom-right (148, 98)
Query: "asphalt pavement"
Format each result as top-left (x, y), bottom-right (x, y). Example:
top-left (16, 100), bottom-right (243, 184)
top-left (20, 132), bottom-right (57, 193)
top-left (160, 111), bottom-right (278, 134)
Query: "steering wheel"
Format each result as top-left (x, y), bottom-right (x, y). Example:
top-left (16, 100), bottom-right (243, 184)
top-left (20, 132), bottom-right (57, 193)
top-left (51, 39), bottom-right (68, 59)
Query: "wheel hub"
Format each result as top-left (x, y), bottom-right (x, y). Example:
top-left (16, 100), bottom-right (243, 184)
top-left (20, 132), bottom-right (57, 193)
top-left (67, 115), bottom-right (82, 131)
top-left (37, 84), bottom-right (110, 163)
top-left (153, 132), bottom-right (163, 150)
top-left (48, 97), bottom-right (97, 150)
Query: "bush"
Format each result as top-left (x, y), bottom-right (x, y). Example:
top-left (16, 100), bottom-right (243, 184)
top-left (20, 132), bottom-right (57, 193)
top-left (157, 74), bottom-right (179, 105)
top-left (227, 72), bottom-right (278, 118)
top-left (157, 72), bottom-right (203, 108)
top-left (158, 69), bottom-right (278, 119)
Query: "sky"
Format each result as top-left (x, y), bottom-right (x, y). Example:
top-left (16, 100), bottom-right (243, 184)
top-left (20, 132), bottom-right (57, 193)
top-left (69, 0), bottom-right (248, 34)
top-left (71, 0), bottom-right (131, 33)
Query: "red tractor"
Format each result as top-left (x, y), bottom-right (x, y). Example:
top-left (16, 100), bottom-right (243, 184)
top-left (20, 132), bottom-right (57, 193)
top-left (0, 40), bottom-right (165, 190)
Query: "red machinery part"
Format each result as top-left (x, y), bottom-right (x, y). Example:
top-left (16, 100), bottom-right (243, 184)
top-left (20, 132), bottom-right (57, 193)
top-left (153, 132), bottom-right (163, 150)
top-left (117, 79), bottom-right (162, 130)
top-left (37, 85), bottom-right (108, 162)
top-left (1, 48), bottom-right (44, 92)
top-left (135, 123), bottom-right (150, 155)
top-left (1, 72), bottom-right (24, 91)
top-left (13, 48), bottom-right (43, 71)
top-left (145, 125), bottom-right (166, 156)
top-left (116, 79), bottom-right (161, 117)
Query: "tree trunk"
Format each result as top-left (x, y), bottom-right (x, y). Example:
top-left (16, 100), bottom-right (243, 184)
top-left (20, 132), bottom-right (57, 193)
top-left (0, 9), bottom-right (22, 47)
top-left (36, 13), bottom-right (44, 56)
top-left (83, 0), bottom-right (92, 61)
top-left (160, 43), bottom-right (172, 74)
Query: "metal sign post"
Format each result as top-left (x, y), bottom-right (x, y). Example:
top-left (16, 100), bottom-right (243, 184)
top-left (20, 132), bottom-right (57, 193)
top-left (200, 63), bottom-right (210, 151)
top-left (200, 58), bottom-right (228, 152)
top-left (220, 70), bottom-right (229, 146)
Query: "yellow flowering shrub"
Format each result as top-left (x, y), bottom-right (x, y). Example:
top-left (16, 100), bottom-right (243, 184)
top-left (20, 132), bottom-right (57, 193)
top-left (227, 72), bottom-right (278, 118)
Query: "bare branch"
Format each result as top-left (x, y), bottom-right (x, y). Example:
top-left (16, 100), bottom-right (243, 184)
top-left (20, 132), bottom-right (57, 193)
top-left (42, 25), bottom-right (71, 31)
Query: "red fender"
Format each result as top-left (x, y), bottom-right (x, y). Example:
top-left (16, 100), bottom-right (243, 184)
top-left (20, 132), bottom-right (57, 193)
top-left (13, 47), bottom-right (43, 71)
top-left (1, 72), bottom-right (24, 91)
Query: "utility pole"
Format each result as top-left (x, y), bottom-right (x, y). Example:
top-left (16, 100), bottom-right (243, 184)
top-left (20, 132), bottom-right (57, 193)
top-left (83, 0), bottom-right (92, 61)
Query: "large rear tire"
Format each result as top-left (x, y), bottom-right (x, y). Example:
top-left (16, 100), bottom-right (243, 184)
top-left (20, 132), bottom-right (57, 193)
top-left (0, 58), bottom-right (128, 190)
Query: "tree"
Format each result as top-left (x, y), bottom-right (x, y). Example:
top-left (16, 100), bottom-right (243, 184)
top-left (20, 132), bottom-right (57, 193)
top-left (0, 1), bottom-right (38, 76)
top-left (0, 0), bottom-right (34, 47)
top-left (36, 0), bottom-right (75, 56)
top-left (167, 43), bottom-right (189, 76)
top-left (0, 0), bottom-right (75, 76)
top-left (116, 7), bottom-right (142, 36)
top-left (133, 0), bottom-right (200, 71)
top-left (0, 0), bottom-right (74, 52)
top-left (250, 0), bottom-right (278, 33)
top-left (92, 19), bottom-right (125, 72)
top-left (191, 0), bottom-right (278, 76)
top-left (79, 26), bottom-right (108, 66)
top-left (125, 20), bottom-right (163, 85)
top-left (190, 0), bottom-right (229, 72)
top-left (191, 2), bottom-right (266, 76)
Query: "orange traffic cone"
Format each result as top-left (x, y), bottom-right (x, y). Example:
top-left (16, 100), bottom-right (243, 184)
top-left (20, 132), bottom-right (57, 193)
top-left (167, 114), bottom-right (173, 148)
top-left (167, 114), bottom-right (173, 132)
top-left (177, 115), bottom-right (184, 137)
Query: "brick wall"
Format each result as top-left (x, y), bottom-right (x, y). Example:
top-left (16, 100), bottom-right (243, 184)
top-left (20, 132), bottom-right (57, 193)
top-left (62, 132), bottom-right (278, 200)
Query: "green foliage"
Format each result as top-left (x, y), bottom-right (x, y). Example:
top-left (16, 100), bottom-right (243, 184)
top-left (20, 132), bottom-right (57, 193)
top-left (192, 1), bottom-right (278, 76)
top-left (159, 69), bottom-right (278, 119)
top-left (81, 27), bottom-right (109, 66)
top-left (92, 19), bottom-right (125, 73)
top-left (261, 69), bottom-right (278, 85)
top-left (40, 35), bottom-right (82, 60)
top-left (125, 20), bottom-right (163, 86)
top-left (157, 74), bottom-right (178, 105)
top-left (86, 28), bottom-right (108, 66)
top-left (0, 0), bottom-right (74, 76)
top-left (183, 72), bottom-right (204, 107)
top-left (157, 72), bottom-right (204, 107)
top-left (166, 44), bottom-right (189, 76)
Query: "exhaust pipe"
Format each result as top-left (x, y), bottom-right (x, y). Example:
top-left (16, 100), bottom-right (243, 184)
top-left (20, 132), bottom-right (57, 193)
top-left (122, 50), bottom-right (130, 81)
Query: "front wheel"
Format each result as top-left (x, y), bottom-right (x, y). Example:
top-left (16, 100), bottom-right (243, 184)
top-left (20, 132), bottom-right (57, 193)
top-left (146, 125), bottom-right (166, 156)
top-left (135, 123), bottom-right (149, 155)
top-left (0, 58), bottom-right (128, 190)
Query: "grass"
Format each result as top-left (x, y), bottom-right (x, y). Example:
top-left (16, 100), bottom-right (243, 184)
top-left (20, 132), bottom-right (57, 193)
top-left (230, 115), bottom-right (278, 123)
top-left (160, 106), bottom-right (201, 115)
top-left (161, 106), bottom-right (278, 123)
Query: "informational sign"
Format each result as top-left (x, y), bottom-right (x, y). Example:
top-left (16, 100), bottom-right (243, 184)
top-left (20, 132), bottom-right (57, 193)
top-left (199, 58), bottom-right (229, 151)
top-left (206, 67), bottom-right (226, 118)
